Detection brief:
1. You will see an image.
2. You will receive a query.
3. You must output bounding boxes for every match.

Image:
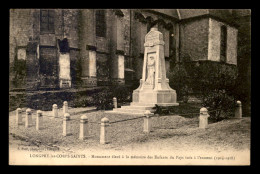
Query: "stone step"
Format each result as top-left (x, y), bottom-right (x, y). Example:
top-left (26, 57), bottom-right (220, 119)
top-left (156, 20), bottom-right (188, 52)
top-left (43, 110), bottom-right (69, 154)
top-left (105, 110), bottom-right (145, 116)
top-left (130, 102), bottom-right (156, 107)
top-left (113, 108), bottom-right (147, 114)
top-left (120, 105), bottom-right (154, 110)
top-left (130, 102), bottom-right (179, 107)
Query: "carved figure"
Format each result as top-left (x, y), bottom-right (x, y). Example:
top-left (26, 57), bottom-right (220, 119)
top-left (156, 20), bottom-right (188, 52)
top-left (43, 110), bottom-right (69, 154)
top-left (145, 56), bottom-right (155, 85)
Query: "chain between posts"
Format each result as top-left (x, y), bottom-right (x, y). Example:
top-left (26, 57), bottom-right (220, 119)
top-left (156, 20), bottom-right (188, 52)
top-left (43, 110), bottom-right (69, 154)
top-left (16, 107), bottom-right (235, 126)
top-left (18, 112), bottom-right (102, 124)
top-left (109, 116), bottom-right (145, 124)
top-left (149, 108), bottom-right (233, 118)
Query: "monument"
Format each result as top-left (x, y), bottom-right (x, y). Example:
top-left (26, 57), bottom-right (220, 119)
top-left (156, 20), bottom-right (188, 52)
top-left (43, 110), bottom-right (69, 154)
top-left (108, 27), bottom-right (178, 115)
top-left (131, 27), bottom-right (178, 107)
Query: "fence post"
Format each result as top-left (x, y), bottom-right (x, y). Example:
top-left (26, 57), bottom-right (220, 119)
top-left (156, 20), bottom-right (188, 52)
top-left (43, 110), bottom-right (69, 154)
top-left (52, 104), bottom-right (58, 118)
top-left (144, 110), bottom-right (153, 133)
top-left (235, 100), bottom-right (242, 119)
top-left (25, 108), bottom-right (32, 128)
top-left (199, 107), bottom-right (209, 129)
top-left (100, 117), bottom-right (109, 144)
top-left (16, 108), bottom-right (22, 126)
top-left (79, 115), bottom-right (89, 140)
top-left (63, 101), bottom-right (68, 114)
top-left (63, 113), bottom-right (71, 136)
top-left (36, 110), bottom-right (43, 130)
top-left (113, 97), bottom-right (117, 108)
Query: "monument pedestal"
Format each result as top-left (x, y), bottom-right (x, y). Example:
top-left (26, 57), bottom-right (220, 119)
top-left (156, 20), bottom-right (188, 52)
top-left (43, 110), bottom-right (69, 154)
top-left (132, 80), bottom-right (178, 107)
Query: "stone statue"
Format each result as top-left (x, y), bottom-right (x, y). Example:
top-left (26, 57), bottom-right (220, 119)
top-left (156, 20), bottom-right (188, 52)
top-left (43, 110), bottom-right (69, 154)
top-left (145, 56), bottom-right (155, 85)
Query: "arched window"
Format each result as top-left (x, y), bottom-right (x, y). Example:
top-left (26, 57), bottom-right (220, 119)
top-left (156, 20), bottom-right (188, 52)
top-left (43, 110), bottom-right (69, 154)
top-left (40, 10), bottom-right (55, 34)
top-left (96, 10), bottom-right (106, 37)
top-left (220, 25), bottom-right (227, 62)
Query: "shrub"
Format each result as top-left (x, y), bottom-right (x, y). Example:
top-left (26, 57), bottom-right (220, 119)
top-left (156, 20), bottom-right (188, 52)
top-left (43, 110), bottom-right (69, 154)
top-left (168, 61), bottom-right (238, 121)
top-left (168, 64), bottom-right (191, 101)
top-left (92, 86), bottom-right (132, 110)
top-left (72, 95), bottom-right (95, 108)
top-left (202, 89), bottom-right (236, 122)
top-left (92, 88), bottom-right (113, 110)
top-left (10, 59), bottom-right (27, 88)
top-left (110, 86), bottom-right (132, 103)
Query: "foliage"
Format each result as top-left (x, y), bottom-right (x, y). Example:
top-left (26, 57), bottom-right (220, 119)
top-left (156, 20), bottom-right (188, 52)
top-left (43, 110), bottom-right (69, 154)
top-left (92, 88), bottom-right (114, 110)
top-left (92, 85), bottom-right (132, 110)
top-left (168, 61), bottom-right (238, 121)
top-left (73, 95), bottom-right (95, 108)
top-left (154, 103), bottom-right (201, 117)
top-left (168, 63), bottom-right (190, 101)
top-left (11, 59), bottom-right (27, 88)
top-left (154, 105), bottom-right (170, 115)
top-left (202, 89), bottom-right (236, 121)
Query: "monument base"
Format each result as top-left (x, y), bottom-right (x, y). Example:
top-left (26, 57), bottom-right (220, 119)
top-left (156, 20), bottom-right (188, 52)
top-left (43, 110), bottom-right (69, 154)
top-left (105, 90), bottom-right (179, 116)
top-left (132, 89), bottom-right (178, 106)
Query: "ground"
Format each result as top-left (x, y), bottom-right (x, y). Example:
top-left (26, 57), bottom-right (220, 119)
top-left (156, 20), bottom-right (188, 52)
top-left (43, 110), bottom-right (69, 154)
top-left (8, 107), bottom-right (250, 165)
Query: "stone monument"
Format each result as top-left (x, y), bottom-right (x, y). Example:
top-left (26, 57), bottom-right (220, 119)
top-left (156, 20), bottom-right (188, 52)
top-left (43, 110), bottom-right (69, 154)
top-left (107, 28), bottom-right (178, 115)
top-left (131, 27), bottom-right (178, 107)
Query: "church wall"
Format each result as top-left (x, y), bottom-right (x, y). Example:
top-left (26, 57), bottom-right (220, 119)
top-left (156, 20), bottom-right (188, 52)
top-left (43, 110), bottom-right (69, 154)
top-left (10, 9), bottom-right (34, 89)
top-left (10, 9), bottom-right (239, 91)
top-left (10, 9), bottom-right (34, 63)
top-left (208, 18), bottom-right (237, 65)
top-left (180, 18), bottom-right (209, 62)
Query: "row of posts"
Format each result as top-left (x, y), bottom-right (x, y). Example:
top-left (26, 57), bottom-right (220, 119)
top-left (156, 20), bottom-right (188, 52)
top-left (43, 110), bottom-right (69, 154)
top-left (16, 107), bottom-right (109, 144)
top-left (52, 101), bottom-right (68, 118)
top-left (16, 108), bottom-right (44, 130)
top-left (16, 101), bottom-right (69, 129)
top-left (15, 100), bottom-right (243, 144)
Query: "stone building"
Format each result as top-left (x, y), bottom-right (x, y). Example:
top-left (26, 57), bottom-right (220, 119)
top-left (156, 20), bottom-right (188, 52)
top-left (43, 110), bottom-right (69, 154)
top-left (9, 9), bottom-right (245, 91)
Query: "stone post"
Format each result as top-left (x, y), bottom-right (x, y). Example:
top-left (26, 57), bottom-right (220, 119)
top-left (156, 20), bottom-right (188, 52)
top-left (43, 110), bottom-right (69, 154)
top-left (52, 104), bottom-right (58, 118)
top-left (63, 101), bottom-right (68, 114)
top-left (36, 110), bottom-right (43, 130)
top-left (63, 113), bottom-right (71, 136)
top-left (25, 108), bottom-right (32, 128)
top-left (100, 117), bottom-right (109, 144)
top-left (143, 110), bottom-right (153, 133)
top-left (79, 115), bottom-right (89, 140)
top-left (16, 108), bottom-right (23, 126)
top-left (235, 100), bottom-right (242, 119)
top-left (199, 107), bottom-right (209, 129)
top-left (113, 97), bottom-right (117, 108)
